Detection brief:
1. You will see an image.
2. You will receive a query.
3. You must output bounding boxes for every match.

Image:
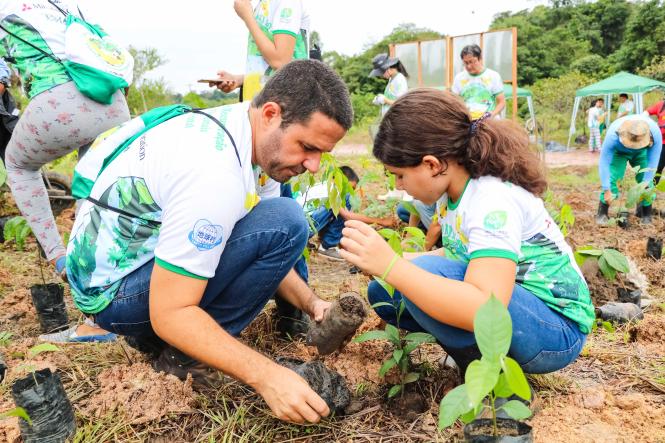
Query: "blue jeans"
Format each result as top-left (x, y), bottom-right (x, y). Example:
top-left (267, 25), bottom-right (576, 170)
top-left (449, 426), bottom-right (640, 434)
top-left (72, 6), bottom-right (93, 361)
top-left (94, 197), bottom-right (308, 345)
top-left (308, 194), bottom-right (351, 249)
top-left (368, 256), bottom-right (587, 374)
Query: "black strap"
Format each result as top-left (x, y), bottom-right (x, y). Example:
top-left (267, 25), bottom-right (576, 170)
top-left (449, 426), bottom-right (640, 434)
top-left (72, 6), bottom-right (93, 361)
top-left (86, 109), bottom-right (242, 225)
top-left (0, 23), bottom-right (61, 63)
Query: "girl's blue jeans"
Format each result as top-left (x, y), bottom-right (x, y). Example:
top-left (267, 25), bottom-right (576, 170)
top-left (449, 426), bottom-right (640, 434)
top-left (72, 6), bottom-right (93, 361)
top-left (368, 255), bottom-right (587, 374)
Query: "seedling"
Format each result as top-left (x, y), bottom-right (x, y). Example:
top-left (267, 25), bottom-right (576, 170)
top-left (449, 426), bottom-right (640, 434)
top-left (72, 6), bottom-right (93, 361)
top-left (0, 158), bottom-right (6, 187)
top-left (438, 295), bottom-right (532, 436)
top-left (575, 246), bottom-right (629, 281)
top-left (3, 216), bottom-right (33, 251)
top-left (0, 331), bottom-right (13, 347)
top-left (543, 191), bottom-right (575, 236)
top-left (16, 343), bottom-right (61, 386)
top-left (353, 226), bottom-right (435, 398)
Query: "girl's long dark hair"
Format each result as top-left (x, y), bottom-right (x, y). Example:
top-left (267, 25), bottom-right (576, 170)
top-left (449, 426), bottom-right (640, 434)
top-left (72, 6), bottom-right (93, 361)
top-left (373, 88), bottom-right (547, 196)
top-left (393, 61), bottom-right (409, 79)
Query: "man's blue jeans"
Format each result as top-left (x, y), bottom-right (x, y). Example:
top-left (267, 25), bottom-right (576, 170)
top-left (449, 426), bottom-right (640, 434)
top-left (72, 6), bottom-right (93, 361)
top-left (94, 197), bottom-right (309, 347)
top-left (368, 256), bottom-right (587, 374)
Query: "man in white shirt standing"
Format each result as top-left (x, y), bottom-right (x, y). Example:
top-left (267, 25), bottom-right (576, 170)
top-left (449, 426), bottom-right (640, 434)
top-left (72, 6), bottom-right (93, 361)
top-left (451, 44), bottom-right (505, 120)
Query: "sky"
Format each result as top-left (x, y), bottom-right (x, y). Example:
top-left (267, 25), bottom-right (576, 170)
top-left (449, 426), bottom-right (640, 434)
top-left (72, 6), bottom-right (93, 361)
top-left (85, 0), bottom-right (545, 94)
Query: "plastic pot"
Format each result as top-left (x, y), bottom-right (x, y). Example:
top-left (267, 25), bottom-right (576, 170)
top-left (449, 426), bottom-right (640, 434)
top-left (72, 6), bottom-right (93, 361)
top-left (617, 211), bottom-right (630, 229)
top-left (646, 237), bottom-right (662, 260)
top-left (0, 215), bottom-right (12, 243)
top-left (11, 368), bottom-right (76, 443)
top-left (616, 287), bottom-right (641, 305)
top-left (464, 418), bottom-right (532, 442)
top-left (276, 357), bottom-right (351, 414)
top-left (0, 351), bottom-right (6, 382)
top-left (30, 284), bottom-right (69, 333)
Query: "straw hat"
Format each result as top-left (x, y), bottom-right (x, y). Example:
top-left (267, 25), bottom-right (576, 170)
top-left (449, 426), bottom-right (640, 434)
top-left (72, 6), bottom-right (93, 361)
top-left (618, 119), bottom-right (651, 149)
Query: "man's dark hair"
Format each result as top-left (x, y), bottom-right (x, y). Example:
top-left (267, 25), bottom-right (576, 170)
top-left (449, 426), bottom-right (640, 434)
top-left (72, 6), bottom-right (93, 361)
top-left (619, 93), bottom-right (628, 99)
top-left (253, 59), bottom-right (353, 130)
top-left (340, 165), bottom-right (359, 183)
top-left (460, 44), bottom-right (482, 60)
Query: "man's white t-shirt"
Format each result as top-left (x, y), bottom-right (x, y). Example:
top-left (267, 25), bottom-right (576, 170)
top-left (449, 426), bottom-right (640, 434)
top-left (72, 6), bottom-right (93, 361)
top-left (451, 68), bottom-right (503, 120)
top-left (435, 176), bottom-right (594, 333)
top-left (67, 102), bottom-right (279, 314)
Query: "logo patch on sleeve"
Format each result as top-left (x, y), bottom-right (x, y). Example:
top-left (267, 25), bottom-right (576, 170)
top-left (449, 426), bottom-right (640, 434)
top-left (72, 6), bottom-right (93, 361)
top-left (188, 219), bottom-right (224, 251)
top-left (483, 210), bottom-right (508, 230)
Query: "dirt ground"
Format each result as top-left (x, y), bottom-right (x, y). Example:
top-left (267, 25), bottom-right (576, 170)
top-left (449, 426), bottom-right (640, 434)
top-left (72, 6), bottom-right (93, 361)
top-left (1, 154), bottom-right (664, 442)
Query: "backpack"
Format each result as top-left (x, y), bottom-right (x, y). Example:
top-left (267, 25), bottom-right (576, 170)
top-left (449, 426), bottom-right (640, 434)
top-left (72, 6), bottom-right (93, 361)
top-left (0, 1), bottom-right (134, 105)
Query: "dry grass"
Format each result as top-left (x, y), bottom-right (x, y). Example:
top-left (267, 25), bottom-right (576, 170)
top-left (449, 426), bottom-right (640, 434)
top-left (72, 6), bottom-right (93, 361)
top-left (1, 159), bottom-right (665, 442)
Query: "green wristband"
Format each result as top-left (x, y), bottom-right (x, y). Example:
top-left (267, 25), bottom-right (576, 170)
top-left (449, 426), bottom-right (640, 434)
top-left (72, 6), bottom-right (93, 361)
top-left (380, 254), bottom-right (400, 281)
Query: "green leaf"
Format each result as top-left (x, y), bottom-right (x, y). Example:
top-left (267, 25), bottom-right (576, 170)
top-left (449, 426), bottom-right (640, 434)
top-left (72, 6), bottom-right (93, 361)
top-left (375, 278), bottom-right (395, 298)
top-left (602, 249), bottom-right (629, 273)
top-left (379, 357), bottom-right (397, 377)
top-left (493, 373), bottom-right (514, 398)
top-left (474, 295), bottom-right (512, 363)
top-left (0, 407), bottom-right (32, 425)
top-left (465, 359), bottom-right (500, 407)
top-left (460, 405), bottom-right (481, 424)
top-left (576, 247), bottom-right (603, 256)
top-left (404, 332), bottom-right (437, 345)
top-left (393, 349), bottom-right (404, 363)
top-left (498, 400), bottom-right (532, 420)
top-left (28, 343), bottom-right (61, 358)
top-left (403, 343), bottom-right (418, 355)
top-left (403, 372), bottom-right (420, 384)
top-left (385, 324), bottom-right (400, 345)
top-left (598, 256), bottom-right (616, 281)
top-left (601, 321), bottom-right (615, 333)
top-left (388, 384), bottom-right (402, 398)
top-left (370, 301), bottom-right (395, 310)
top-left (501, 357), bottom-right (531, 401)
top-left (354, 330), bottom-right (390, 343)
top-left (403, 226), bottom-right (426, 241)
top-left (438, 384), bottom-right (473, 429)
top-left (656, 179), bottom-right (665, 192)
top-left (0, 158), bottom-right (7, 187)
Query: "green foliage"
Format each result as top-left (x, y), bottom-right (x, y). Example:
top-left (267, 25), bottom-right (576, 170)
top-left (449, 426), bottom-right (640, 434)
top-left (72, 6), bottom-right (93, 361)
top-left (438, 295), bottom-right (531, 434)
top-left (575, 246), bottom-right (629, 281)
top-left (639, 55), bottom-right (665, 83)
top-left (0, 158), bottom-right (6, 187)
top-left (0, 331), bottom-right (13, 347)
top-left (0, 407), bottom-right (32, 426)
top-left (3, 216), bottom-right (33, 251)
top-left (543, 190), bottom-right (575, 237)
top-left (490, 0), bottom-right (653, 85)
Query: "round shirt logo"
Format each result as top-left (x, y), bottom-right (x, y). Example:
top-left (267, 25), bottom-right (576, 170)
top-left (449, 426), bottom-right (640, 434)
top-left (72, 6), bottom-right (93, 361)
top-left (483, 210), bottom-right (508, 230)
top-left (188, 219), bottom-right (224, 251)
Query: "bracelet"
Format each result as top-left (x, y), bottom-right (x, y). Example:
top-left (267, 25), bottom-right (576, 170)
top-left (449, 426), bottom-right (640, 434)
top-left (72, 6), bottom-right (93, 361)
top-left (380, 253), bottom-right (400, 281)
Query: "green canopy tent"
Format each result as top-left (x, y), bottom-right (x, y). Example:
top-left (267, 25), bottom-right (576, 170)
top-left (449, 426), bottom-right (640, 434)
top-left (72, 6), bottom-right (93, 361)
top-left (501, 85), bottom-right (536, 127)
top-left (567, 72), bottom-right (665, 147)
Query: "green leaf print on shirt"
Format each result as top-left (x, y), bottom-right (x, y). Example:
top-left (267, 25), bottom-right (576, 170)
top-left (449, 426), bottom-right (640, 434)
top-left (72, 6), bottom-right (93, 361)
top-left (483, 210), bottom-right (508, 230)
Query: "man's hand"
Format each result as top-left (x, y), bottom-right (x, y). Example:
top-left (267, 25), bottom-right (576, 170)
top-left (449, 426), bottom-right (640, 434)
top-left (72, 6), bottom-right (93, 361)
top-left (211, 71), bottom-right (243, 93)
top-left (307, 298), bottom-right (331, 322)
top-left (234, 0), bottom-right (254, 22)
top-left (603, 189), bottom-right (613, 204)
top-left (377, 216), bottom-right (395, 227)
top-left (255, 364), bottom-right (330, 423)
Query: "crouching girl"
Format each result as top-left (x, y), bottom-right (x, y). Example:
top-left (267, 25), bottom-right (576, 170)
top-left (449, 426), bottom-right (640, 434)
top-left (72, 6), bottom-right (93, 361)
top-left (339, 89), bottom-right (593, 374)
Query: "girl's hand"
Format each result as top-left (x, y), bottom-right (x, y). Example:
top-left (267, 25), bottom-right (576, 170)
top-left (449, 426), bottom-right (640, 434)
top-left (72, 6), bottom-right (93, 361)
top-left (233, 0), bottom-right (254, 22)
top-left (339, 220), bottom-right (397, 277)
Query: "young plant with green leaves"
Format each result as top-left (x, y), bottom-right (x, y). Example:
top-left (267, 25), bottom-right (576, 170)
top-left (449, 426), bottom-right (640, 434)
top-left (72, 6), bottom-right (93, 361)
top-left (0, 331), bottom-right (13, 347)
top-left (542, 190), bottom-right (575, 237)
top-left (575, 246), bottom-right (630, 281)
top-left (0, 407), bottom-right (32, 427)
top-left (3, 216), bottom-right (33, 251)
top-left (353, 226), bottom-right (434, 398)
top-left (16, 343), bottom-right (61, 386)
top-left (438, 295), bottom-right (532, 435)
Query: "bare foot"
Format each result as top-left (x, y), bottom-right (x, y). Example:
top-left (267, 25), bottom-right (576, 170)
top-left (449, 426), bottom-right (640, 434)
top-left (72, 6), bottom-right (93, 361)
top-left (76, 323), bottom-right (112, 337)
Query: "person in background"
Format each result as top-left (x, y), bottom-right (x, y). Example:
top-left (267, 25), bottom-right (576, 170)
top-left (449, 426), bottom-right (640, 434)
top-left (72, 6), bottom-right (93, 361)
top-left (645, 95), bottom-right (665, 185)
top-left (596, 114), bottom-right (662, 225)
top-left (1, 1), bottom-right (130, 281)
top-left (369, 53), bottom-right (409, 117)
top-left (0, 57), bottom-right (19, 161)
top-left (617, 93), bottom-right (634, 119)
top-left (587, 98), bottom-right (605, 153)
top-left (301, 166), bottom-right (394, 260)
top-left (213, 0), bottom-right (309, 102)
top-left (451, 44), bottom-right (505, 120)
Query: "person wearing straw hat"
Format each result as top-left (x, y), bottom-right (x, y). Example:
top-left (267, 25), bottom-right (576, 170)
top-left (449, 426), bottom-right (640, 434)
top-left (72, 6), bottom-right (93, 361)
top-left (596, 114), bottom-right (662, 225)
top-left (369, 53), bottom-right (409, 116)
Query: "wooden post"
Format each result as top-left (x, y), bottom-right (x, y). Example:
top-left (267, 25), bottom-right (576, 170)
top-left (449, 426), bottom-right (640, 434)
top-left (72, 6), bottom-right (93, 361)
top-left (417, 42), bottom-right (423, 87)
